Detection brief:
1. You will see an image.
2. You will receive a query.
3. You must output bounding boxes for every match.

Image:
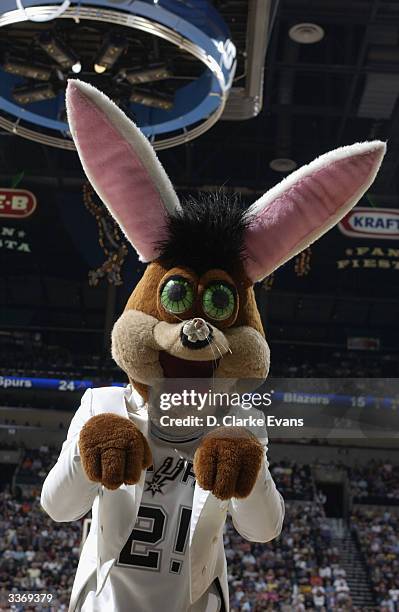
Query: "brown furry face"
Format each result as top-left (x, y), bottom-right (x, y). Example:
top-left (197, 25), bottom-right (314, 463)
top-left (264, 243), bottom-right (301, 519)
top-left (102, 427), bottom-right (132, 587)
top-left (112, 261), bottom-right (269, 400)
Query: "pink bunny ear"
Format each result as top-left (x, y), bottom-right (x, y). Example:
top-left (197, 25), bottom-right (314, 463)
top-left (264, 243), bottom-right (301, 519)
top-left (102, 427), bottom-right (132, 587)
top-left (243, 141), bottom-right (386, 282)
top-left (66, 80), bottom-right (180, 262)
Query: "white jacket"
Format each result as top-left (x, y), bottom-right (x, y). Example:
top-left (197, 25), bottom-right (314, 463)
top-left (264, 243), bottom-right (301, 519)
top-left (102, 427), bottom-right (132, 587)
top-left (41, 386), bottom-right (284, 612)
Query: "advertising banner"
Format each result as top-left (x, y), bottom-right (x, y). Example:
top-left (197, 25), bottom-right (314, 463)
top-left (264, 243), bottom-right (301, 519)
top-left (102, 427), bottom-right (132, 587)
top-left (272, 205), bottom-right (399, 298)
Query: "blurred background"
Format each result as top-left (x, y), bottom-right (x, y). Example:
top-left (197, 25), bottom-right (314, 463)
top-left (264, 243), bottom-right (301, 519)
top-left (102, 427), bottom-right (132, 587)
top-left (0, 0), bottom-right (398, 610)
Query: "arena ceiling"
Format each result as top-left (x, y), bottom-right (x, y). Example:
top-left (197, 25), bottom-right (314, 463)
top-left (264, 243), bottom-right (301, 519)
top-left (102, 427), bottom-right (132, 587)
top-left (1, 0), bottom-right (399, 198)
top-left (1, 0), bottom-right (399, 352)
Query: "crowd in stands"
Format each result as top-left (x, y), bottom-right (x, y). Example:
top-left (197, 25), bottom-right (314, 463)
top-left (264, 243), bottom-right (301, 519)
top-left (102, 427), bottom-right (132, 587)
top-left (2, 333), bottom-right (399, 380)
top-left (269, 349), bottom-right (399, 379)
top-left (0, 335), bottom-right (103, 380)
top-left (352, 507), bottom-right (399, 612)
top-left (13, 444), bottom-right (316, 504)
top-left (17, 447), bottom-right (60, 486)
top-left (0, 418), bottom-right (66, 430)
top-left (1, 446), bottom-right (358, 611)
top-left (0, 337), bottom-right (114, 382)
top-left (349, 461), bottom-right (399, 504)
top-left (0, 486), bottom-right (353, 612)
top-left (270, 461), bottom-right (314, 501)
top-left (0, 447), bottom-right (398, 609)
top-left (0, 488), bottom-right (81, 611)
top-left (227, 502), bottom-right (353, 611)
top-left (6, 440), bottom-right (399, 505)
top-left (15, 442), bottom-right (399, 508)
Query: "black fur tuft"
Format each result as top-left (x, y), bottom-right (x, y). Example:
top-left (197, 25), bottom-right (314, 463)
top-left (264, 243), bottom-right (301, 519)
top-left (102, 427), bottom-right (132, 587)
top-left (157, 192), bottom-right (249, 275)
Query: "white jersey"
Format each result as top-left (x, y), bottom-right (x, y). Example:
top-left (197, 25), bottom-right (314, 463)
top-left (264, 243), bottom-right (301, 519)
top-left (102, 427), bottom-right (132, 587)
top-left (40, 386), bottom-right (284, 612)
top-left (79, 424), bottom-right (222, 612)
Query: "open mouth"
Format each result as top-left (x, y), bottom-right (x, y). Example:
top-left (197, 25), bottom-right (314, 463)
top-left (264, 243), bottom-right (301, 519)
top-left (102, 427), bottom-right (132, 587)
top-left (159, 351), bottom-right (220, 378)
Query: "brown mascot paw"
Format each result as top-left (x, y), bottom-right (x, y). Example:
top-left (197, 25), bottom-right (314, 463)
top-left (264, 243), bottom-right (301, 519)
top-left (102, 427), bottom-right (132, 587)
top-left (79, 413), bottom-right (153, 490)
top-left (193, 427), bottom-right (263, 500)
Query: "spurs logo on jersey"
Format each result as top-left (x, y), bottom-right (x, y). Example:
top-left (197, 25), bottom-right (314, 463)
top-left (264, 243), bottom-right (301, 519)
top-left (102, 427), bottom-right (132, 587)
top-left (117, 448), bottom-right (197, 575)
top-left (145, 456), bottom-right (195, 496)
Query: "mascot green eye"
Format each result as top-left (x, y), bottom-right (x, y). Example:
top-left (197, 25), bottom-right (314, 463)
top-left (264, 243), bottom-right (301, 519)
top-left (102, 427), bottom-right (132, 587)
top-left (160, 277), bottom-right (194, 314)
top-left (202, 283), bottom-right (235, 321)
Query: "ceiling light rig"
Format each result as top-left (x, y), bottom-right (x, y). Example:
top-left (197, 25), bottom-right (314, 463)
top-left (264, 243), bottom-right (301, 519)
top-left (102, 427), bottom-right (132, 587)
top-left (13, 83), bottom-right (57, 105)
top-left (129, 90), bottom-right (173, 110)
top-left (94, 34), bottom-right (127, 74)
top-left (38, 31), bottom-right (81, 73)
top-left (2, 55), bottom-right (52, 81)
top-left (0, 0), bottom-right (237, 150)
top-left (119, 65), bottom-right (172, 85)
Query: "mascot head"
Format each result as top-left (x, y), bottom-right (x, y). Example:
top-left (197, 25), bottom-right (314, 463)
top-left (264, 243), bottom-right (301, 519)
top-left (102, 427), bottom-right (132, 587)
top-left (66, 80), bottom-right (386, 401)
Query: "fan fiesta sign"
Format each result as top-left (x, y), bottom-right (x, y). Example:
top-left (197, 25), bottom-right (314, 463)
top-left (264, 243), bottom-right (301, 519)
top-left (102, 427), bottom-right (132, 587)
top-left (339, 208), bottom-right (399, 240)
top-left (0, 188), bottom-right (36, 219)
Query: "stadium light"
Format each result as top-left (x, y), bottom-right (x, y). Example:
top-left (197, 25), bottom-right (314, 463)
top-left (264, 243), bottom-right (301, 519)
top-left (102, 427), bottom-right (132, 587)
top-left (2, 55), bottom-right (52, 80)
top-left (71, 61), bottom-right (82, 74)
top-left (38, 31), bottom-right (81, 71)
top-left (119, 65), bottom-right (172, 85)
top-left (13, 83), bottom-right (57, 105)
top-left (129, 90), bottom-right (174, 110)
top-left (93, 34), bottom-right (127, 73)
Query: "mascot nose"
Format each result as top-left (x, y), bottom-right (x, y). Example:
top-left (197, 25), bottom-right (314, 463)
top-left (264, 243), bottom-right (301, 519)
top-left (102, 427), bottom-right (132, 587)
top-left (181, 318), bottom-right (212, 348)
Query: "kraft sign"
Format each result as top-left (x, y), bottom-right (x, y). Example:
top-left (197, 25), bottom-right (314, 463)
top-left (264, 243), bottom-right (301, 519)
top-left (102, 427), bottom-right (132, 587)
top-left (0, 188), bottom-right (36, 219)
top-left (339, 208), bottom-right (399, 240)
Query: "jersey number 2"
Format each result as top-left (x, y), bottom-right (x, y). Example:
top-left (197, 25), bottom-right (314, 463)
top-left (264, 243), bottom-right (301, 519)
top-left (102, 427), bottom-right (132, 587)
top-left (118, 504), bottom-right (191, 571)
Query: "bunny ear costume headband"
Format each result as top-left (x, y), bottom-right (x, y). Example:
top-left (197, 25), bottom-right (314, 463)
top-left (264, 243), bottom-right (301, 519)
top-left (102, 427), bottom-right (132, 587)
top-left (66, 79), bottom-right (386, 281)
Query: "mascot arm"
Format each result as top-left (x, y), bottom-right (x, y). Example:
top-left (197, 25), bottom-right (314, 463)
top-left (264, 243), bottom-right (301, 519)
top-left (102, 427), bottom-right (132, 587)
top-left (229, 447), bottom-right (285, 543)
top-left (41, 389), bottom-right (152, 522)
top-left (41, 389), bottom-right (99, 522)
top-left (194, 427), bottom-right (284, 543)
top-left (78, 412), bottom-right (152, 490)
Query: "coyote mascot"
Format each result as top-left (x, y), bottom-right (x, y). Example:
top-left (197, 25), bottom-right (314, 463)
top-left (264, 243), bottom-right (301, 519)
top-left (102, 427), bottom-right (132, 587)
top-left (41, 80), bottom-right (386, 612)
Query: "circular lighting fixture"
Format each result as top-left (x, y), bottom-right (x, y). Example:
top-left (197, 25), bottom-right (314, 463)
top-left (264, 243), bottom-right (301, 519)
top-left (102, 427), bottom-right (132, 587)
top-left (0, 0), bottom-right (237, 151)
top-left (269, 158), bottom-right (297, 173)
top-left (94, 63), bottom-right (107, 74)
top-left (289, 23), bottom-right (324, 44)
top-left (72, 61), bottom-right (82, 74)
